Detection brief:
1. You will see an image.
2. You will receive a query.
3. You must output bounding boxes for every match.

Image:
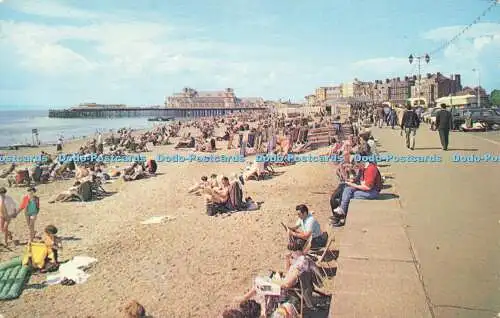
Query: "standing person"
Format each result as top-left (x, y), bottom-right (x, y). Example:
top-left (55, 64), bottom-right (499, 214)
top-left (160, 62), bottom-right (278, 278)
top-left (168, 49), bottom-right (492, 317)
top-left (19, 187), bottom-right (40, 242)
top-left (401, 105), bottom-right (420, 150)
top-left (97, 132), bottom-right (104, 154)
top-left (0, 187), bottom-right (18, 246)
top-left (435, 103), bottom-right (453, 151)
top-left (388, 108), bottom-right (397, 129)
top-left (56, 137), bottom-right (63, 152)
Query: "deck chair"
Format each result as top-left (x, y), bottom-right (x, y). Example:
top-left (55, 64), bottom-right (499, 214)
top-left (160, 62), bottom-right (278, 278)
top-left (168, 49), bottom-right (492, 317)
top-left (309, 238), bottom-right (335, 277)
top-left (289, 268), bottom-right (328, 318)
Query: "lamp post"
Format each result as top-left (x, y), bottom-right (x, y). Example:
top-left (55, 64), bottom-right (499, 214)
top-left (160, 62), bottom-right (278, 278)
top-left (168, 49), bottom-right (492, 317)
top-left (408, 54), bottom-right (430, 106)
top-left (472, 68), bottom-right (481, 108)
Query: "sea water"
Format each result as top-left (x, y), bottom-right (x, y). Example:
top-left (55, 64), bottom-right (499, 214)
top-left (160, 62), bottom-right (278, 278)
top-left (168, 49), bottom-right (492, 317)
top-left (0, 107), bottom-right (167, 147)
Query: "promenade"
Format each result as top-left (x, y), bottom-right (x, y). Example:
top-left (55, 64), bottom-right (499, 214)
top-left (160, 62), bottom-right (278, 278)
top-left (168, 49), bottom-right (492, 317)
top-left (331, 126), bottom-right (500, 318)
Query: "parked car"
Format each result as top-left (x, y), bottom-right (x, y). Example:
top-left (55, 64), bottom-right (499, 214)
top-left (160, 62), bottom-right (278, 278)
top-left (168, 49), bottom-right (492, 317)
top-left (455, 108), bottom-right (500, 129)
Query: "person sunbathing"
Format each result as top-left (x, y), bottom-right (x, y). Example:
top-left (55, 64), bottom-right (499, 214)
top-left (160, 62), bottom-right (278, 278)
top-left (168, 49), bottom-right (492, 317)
top-left (0, 163), bottom-right (16, 179)
top-left (188, 176), bottom-right (209, 194)
top-left (204, 176), bottom-right (230, 204)
top-left (123, 162), bottom-right (146, 182)
top-left (75, 165), bottom-right (90, 181)
top-left (243, 160), bottom-right (266, 181)
top-left (48, 181), bottom-right (81, 203)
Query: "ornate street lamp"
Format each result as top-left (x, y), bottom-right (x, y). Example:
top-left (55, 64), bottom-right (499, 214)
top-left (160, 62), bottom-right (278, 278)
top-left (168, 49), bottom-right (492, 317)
top-left (408, 53), bottom-right (431, 104)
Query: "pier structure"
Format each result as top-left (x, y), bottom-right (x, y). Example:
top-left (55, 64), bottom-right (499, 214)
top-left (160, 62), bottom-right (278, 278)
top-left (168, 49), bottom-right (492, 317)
top-left (48, 107), bottom-right (267, 118)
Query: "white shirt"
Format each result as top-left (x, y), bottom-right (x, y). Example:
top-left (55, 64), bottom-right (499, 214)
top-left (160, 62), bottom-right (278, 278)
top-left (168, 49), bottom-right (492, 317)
top-left (295, 214), bottom-right (321, 238)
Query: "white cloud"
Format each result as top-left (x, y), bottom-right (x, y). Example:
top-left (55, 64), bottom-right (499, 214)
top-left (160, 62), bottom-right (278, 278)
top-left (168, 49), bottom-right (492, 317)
top-left (7, 0), bottom-right (99, 19)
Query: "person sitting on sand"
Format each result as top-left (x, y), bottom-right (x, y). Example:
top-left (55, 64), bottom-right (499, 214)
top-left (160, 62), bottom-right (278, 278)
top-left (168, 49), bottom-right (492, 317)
top-left (122, 300), bottom-right (146, 318)
top-left (239, 299), bottom-right (262, 318)
top-left (204, 176), bottom-right (230, 204)
top-left (75, 165), bottom-right (90, 181)
top-left (285, 204), bottom-right (326, 249)
top-left (188, 176), bottom-right (209, 194)
top-left (42, 225), bottom-right (62, 263)
top-left (175, 133), bottom-right (195, 149)
top-left (234, 238), bottom-right (313, 316)
top-left (209, 174), bottom-right (219, 188)
top-left (123, 162), bottom-right (146, 182)
top-left (48, 181), bottom-right (81, 203)
top-left (222, 309), bottom-right (244, 318)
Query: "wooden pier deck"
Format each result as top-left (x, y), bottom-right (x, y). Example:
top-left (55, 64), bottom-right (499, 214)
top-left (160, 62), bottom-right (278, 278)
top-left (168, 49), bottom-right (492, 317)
top-left (48, 107), bottom-right (267, 118)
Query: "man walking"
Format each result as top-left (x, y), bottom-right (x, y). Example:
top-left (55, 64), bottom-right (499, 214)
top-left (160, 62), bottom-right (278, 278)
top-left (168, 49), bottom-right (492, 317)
top-left (435, 103), bottom-right (453, 151)
top-left (401, 104), bottom-right (420, 150)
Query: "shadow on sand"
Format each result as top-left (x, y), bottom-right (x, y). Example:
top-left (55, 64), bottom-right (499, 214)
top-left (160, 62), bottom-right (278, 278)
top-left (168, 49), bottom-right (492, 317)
top-left (377, 193), bottom-right (399, 200)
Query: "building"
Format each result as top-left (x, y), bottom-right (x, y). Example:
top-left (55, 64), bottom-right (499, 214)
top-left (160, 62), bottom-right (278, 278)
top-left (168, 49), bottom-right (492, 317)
top-left (239, 97), bottom-right (265, 108)
top-left (315, 86), bottom-right (342, 102)
top-left (410, 73), bottom-right (462, 107)
top-left (372, 77), bottom-right (414, 105)
top-left (166, 87), bottom-right (238, 108)
top-left (341, 82), bottom-right (354, 98)
top-left (304, 94), bottom-right (317, 106)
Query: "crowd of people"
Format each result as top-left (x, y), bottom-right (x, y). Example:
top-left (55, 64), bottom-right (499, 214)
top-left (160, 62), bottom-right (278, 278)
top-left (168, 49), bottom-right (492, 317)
top-left (1, 105), bottom-right (400, 317)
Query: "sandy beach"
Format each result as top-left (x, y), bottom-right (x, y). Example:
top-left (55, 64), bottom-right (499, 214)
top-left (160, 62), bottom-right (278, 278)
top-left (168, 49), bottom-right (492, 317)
top-left (0, 126), bottom-right (337, 317)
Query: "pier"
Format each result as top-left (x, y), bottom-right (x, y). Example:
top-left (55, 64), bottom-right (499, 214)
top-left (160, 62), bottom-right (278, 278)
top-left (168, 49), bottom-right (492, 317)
top-left (48, 107), bottom-right (267, 118)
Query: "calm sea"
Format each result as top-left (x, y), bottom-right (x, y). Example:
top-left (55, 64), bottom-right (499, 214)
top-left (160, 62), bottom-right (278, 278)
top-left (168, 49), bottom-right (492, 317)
top-left (0, 107), bottom-right (164, 147)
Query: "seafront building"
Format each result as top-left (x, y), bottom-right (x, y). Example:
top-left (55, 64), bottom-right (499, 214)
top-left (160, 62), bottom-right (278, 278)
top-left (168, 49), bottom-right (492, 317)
top-left (165, 87), bottom-right (265, 108)
top-left (309, 72), bottom-right (466, 109)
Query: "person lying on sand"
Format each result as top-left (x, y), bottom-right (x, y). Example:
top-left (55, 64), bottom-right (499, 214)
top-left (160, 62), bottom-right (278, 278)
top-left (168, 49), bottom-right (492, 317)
top-left (48, 181), bottom-right (81, 203)
top-left (0, 163), bottom-right (16, 179)
top-left (204, 176), bottom-right (230, 204)
top-left (242, 160), bottom-right (266, 181)
top-left (122, 162), bottom-right (146, 182)
top-left (188, 176), bottom-right (209, 194)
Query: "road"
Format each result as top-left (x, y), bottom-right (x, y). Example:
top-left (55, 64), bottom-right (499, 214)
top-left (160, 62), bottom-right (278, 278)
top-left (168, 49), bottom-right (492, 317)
top-left (373, 125), bottom-right (500, 318)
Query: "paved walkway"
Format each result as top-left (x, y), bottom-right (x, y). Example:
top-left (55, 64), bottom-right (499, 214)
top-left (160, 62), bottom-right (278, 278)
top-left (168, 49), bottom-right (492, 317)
top-left (330, 125), bottom-right (500, 318)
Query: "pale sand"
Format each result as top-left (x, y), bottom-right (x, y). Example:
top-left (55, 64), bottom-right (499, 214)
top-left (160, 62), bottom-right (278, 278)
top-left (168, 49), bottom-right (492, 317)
top-left (0, 135), bottom-right (337, 317)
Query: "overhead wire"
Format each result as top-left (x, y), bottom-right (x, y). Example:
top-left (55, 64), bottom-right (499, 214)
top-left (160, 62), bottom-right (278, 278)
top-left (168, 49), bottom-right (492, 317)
top-left (427, 0), bottom-right (499, 56)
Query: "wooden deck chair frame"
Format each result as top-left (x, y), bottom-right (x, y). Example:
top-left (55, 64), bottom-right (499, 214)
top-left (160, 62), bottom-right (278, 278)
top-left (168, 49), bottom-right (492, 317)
top-left (313, 238), bottom-right (335, 277)
top-left (290, 269), bottom-right (326, 318)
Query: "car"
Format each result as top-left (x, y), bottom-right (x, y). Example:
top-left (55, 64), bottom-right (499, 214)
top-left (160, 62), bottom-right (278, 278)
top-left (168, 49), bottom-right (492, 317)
top-left (455, 108), bottom-right (500, 129)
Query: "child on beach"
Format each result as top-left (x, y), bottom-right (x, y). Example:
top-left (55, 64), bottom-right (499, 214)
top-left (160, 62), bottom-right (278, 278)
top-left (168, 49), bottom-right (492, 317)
top-left (19, 187), bottom-right (40, 242)
top-left (43, 225), bottom-right (62, 263)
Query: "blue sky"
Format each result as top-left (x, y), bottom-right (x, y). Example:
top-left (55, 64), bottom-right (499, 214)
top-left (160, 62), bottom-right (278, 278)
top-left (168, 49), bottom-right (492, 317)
top-left (0, 0), bottom-right (499, 107)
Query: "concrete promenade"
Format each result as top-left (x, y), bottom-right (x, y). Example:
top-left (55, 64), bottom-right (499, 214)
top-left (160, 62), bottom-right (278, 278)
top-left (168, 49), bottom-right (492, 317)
top-left (330, 126), bottom-right (500, 318)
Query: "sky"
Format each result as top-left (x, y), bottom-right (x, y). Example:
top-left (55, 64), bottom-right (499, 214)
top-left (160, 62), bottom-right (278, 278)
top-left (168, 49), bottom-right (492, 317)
top-left (0, 0), bottom-right (499, 107)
